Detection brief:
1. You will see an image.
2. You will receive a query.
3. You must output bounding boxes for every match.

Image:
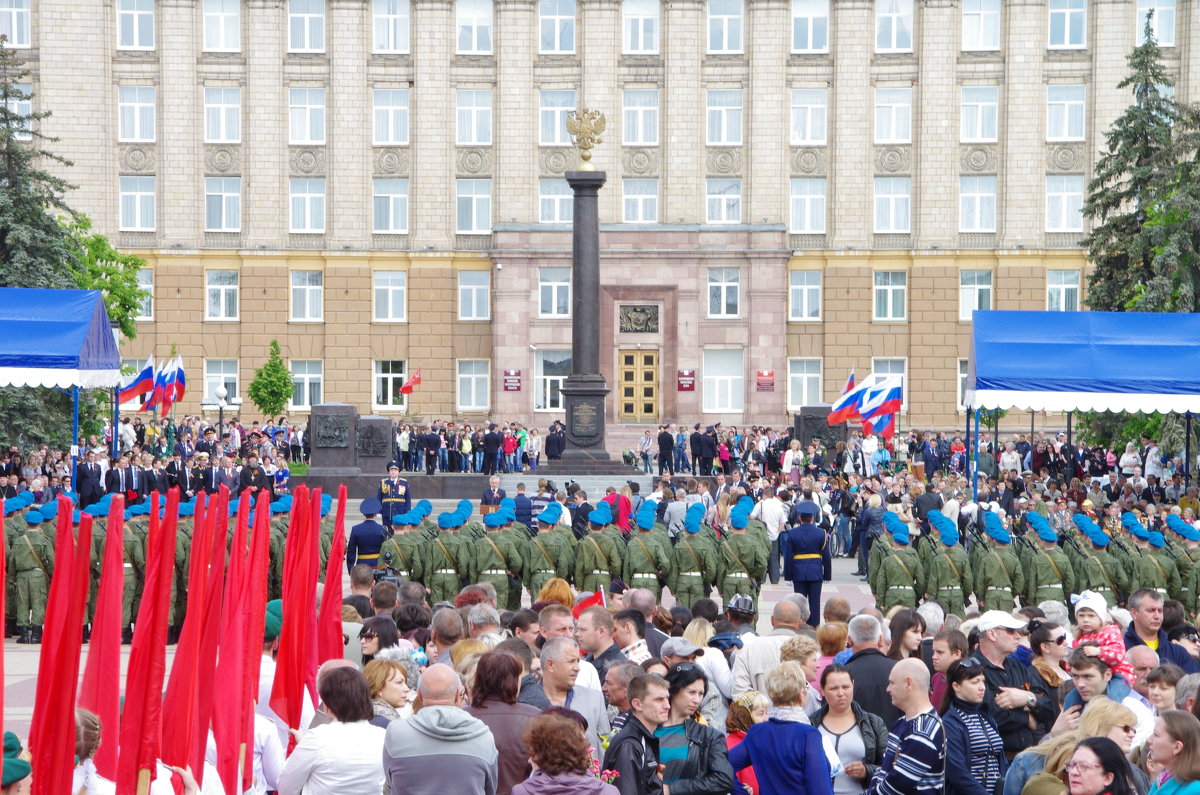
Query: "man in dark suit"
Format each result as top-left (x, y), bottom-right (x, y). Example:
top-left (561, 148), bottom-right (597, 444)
top-left (689, 424), bottom-right (704, 476)
top-left (198, 453), bottom-right (221, 495)
top-left (481, 475), bottom-right (506, 515)
top-left (422, 425), bottom-right (440, 476)
top-left (700, 427), bottom-right (719, 475)
top-left (76, 450), bottom-right (104, 508)
top-left (483, 424), bottom-right (503, 476)
top-left (657, 425), bottom-right (675, 477)
top-left (146, 458), bottom-right (171, 495)
top-left (238, 453), bottom-right (272, 497)
top-left (105, 457), bottom-right (136, 500)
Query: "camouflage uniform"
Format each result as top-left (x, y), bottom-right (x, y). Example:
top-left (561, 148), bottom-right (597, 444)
top-left (667, 532), bottom-right (716, 609)
top-left (624, 530), bottom-right (671, 602)
top-left (574, 528), bottom-right (622, 595)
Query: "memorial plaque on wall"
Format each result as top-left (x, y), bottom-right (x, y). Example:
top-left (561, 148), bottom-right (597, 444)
top-left (619, 305), bottom-right (659, 333)
top-left (756, 370), bottom-right (775, 392)
top-left (503, 369), bottom-right (522, 391)
top-left (677, 370), bottom-right (696, 391)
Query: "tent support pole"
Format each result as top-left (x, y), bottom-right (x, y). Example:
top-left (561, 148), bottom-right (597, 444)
top-left (111, 387), bottom-right (118, 459)
top-left (965, 408), bottom-right (971, 474)
top-left (1187, 412), bottom-right (1193, 489)
top-left (71, 385), bottom-right (79, 487)
top-left (972, 409), bottom-right (981, 502)
top-left (1066, 412), bottom-right (1072, 460)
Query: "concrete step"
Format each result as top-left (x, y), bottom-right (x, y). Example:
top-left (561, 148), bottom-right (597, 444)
top-left (496, 472), bottom-right (655, 497)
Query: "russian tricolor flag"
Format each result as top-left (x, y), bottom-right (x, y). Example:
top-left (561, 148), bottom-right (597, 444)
top-left (859, 377), bottom-right (904, 419)
top-left (118, 355), bottom-right (155, 405)
top-left (827, 370), bottom-right (864, 425)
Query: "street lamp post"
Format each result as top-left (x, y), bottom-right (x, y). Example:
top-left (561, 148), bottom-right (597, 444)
top-left (214, 386), bottom-right (228, 439)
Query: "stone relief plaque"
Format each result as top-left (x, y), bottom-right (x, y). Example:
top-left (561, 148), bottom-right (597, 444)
top-left (314, 414), bottom-right (350, 448)
top-left (619, 305), bottom-right (659, 333)
top-left (356, 422), bottom-right (390, 457)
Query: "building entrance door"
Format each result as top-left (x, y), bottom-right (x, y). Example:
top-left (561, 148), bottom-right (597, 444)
top-left (618, 350), bottom-right (658, 423)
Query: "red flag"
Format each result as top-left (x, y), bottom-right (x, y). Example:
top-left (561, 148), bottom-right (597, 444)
top-left (317, 485), bottom-right (348, 664)
top-left (78, 495), bottom-right (127, 780)
top-left (270, 486), bottom-right (319, 749)
top-left (399, 367), bottom-right (422, 394)
top-left (30, 498), bottom-right (92, 795)
top-left (118, 489), bottom-right (179, 795)
top-left (213, 492), bottom-right (252, 794)
top-left (572, 589), bottom-right (606, 619)
top-left (240, 491), bottom-right (273, 791)
top-left (192, 488), bottom-right (230, 779)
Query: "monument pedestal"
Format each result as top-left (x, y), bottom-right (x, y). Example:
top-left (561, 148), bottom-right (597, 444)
top-left (307, 403), bottom-right (362, 478)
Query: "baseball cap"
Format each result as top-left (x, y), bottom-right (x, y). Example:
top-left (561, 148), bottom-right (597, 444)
top-left (660, 637), bottom-right (705, 657)
top-left (976, 610), bottom-right (1027, 632)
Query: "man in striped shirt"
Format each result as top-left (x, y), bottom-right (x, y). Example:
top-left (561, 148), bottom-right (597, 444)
top-left (868, 659), bottom-right (946, 795)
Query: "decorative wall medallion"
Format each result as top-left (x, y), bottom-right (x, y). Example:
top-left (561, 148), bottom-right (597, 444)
top-left (314, 414), bottom-right (349, 448)
top-left (205, 146), bottom-right (239, 174)
top-left (289, 147), bottom-right (326, 175)
top-left (539, 148), bottom-right (577, 175)
top-left (1048, 143), bottom-right (1085, 173)
top-left (791, 148), bottom-right (826, 176)
top-left (619, 305), bottom-right (659, 333)
top-left (119, 146), bottom-right (155, 173)
top-left (874, 146), bottom-right (911, 175)
top-left (622, 148), bottom-right (658, 176)
top-left (356, 422), bottom-right (390, 457)
top-left (456, 148), bottom-right (491, 175)
top-left (706, 148), bottom-right (741, 176)
top-left (375, 148), bottom-right (410, 175)
top-left (959, 145), bottom-right (997, 174)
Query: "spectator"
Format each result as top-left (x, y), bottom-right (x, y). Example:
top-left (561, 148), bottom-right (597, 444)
top-left (627, 589), bottom-right (670, 658)
top-left (1147, 665), bottom-right (1187, 716)
top-left (845, 615), bottom-right (900, 727)
top-left (725, 691), bottom-right (770, 795)
top-left (613, 609), bottom-right (651, 665)
top-left (511, 713), bottom-right (620, 795)
top-left (930, 629), bottom-right (968, 710)
top-left (577, 606), bottom-right (626, 683)
top-left (603, 674), bottom-right (671, 795)
top-left (537, 605), bottom-right (603, 691)
top-left (811, 663), bottom-right (889, 795)
top-left (683, 618), bottom-right (734, 727)
top-left (371, 581), bottom-right (398, 617)
top-left (1124, 589), bottom-right (1200, 674)
top-left (521, 638), bottom-right (610, 754)
top-left (655, 663), bottom-right (734, 795)
top-left (466, 652), bottom-right (542, 795)
top-left (603, 661), bottom-right (645, 732)
top-left (885, 610), bottom-right (926, 662)
top-left (969, 611), bottom-right (1056, 755)
top-left (816, 622), bottom-right (850, 686)
top-left (732, 600), bottom-right (805, 696)
top-left (347, 565), bottom-right (374, 598)
top-left (1067, 651), bottom-right (1154, 745)
top-left (1029, 619), bottom-right (1072, 691)
top-left (939, 660), bottom-right (1008, 795)
top-left (780, 634), bottom-right (823, 716)
top-left (866, 659), bottom-right (946, 795)
top-left (363, 657), bottom-right (417, 727)
top-left (359, 616), bottom-right (400, 666)
top-left (1063, 737), bottom-right (1137, 795)
top-left (1145, 710), bottom-right (1200, 795)
top-left (429, 607), bottom-right (464, 665)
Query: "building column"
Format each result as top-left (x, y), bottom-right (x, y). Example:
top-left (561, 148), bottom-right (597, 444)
top-left (159, 0), bottom-right (201, 246)
top-left (494, 0), bottom-right (536, 225)
top-left (329, 0), bottom-right (371, 249)
top-left (829, 0), bottom-right (872, 248)
top-left (1000, 0), bottom-right (1045, 249)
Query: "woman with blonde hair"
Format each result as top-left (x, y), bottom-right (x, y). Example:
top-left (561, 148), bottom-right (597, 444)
top-left (726, 692), bottom-right (770, 795)
top-left (783, 439), bottom-right (805, 486)
top-left (535, 578), bottom-right (574, 610)
top-left (363, 657), bottom-right (417, 726)
top-left (684, 618), bottom-right (733, 728)
top-left (704, 492), bottom-right (734, 532)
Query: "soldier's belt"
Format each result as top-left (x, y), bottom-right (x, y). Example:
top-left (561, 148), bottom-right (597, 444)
top-left (434, 568), bottom-right (457, 575)
top-left (725, 572), bottom-right (749, 578)
top-left (358, 554), bottom-right (380, 562)
top-left (792, 553), bottom-right (821, 560)
top-left (678, 572), bottom-right (703, 578)
top-left (632, 572), bottom-right (658, 579)
top-left (986, 586), bottom-right (1010, 592)
top-left (480, 569), bottom-right (506, 575)
top-left (123, 563), bottom-right (133, 568)
top-left (887, 585), bottom-right (915, 591)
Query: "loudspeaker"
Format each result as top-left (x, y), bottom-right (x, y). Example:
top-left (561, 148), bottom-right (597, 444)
top-left (794, 406), bottom-right (847, 451)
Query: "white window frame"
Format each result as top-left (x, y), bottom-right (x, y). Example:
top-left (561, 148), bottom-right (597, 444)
top-left (538, 179), bottom-right (573, 224)
top-left (0, 0), bottom-right (30, 48)
top-left (289, 177), bottom-right (326, 233)
top-left (204, 86), bottom-right (241, 143)
top-left (702, 349), bottom-right (744, 413)
top-left (204, 359), bottom-right (239, 402)
top-left (958, 269), bottom-right (993, 321)
top-left (787, 358), bottom-right (822, 410)
top-left (873, 270), bottom-right (907, 321)
top-left (459, 270), bottom-right (491, 320)
top-left (288, 87), bottom-right (326, 145)
top-left (873, 177), bottom-right (911, 234)
top-left (957, 359), bottom-right (970, 410)
top-left (373, 360), bottom-right (409, 410)
top-left (539, 0), bottom-right (575, 54)
top-left (203, 0), bottom-right (240, 52)
top-left (1138, 0), bottom-right (1174, 45)
top-left (288, 0), bottom-right (325, 52)
top-left (874, 87), bottom-right (912, 144)
top-left (707, 267), bottom-right (740, 318)
top-left (788, 270), bottom-right (821, 321)
top-left (290, 270), bottom-right (324, 322)
top-left (1046, 84), bottom-right (1085, 141)
top-left (707, 0), bottom-right (743, 53)
top-left (456, 178), bottom-right (491, 234)
top-left (789, 178), bottom-right (826, 234)
top-left (538, 267), bottom-right (571, 317)
top-left (706, 178), bottom-right (741, 225)
top-left (373, 270), bottom-right (408, 322)
top-left (1048, 0), bottom-right (1086, 49)
top-left (622, 0), bottom-right (659, 53)
top-left (1046, 175), bottom-right (1084, 233)
top-left (791, 0), bottom-right (828, 53)
top-left (6, 82), bottom-right (30, 141)
top-left (289, 360), bottom-right (323, 409)
top-left (205, 270), bottom-right (239, 321)
top-left (457, 360), bottom-right (490, 411)
top-left (870, 358), bottom-right (907, 411)
top-left (875, 0), bottom-right (913, 52)
top-left (623, 89), bottom-right (659, 146)
top-left (135, 268), bottom-right (154, 321)
top-left (118, 86), bottom-right (155, 143)
top-left (790, 88), bottom-right (827, 146)
top-left (204, 176), bottom-right (241, 232)
top-left (706, 89), bottom-right (743, 146)
top-left (372, 178), bottom-right (409, 234)
top-left (117, 0), bottom-right (155, 50)
top-left (373, 88), bottom-right (409, 145)
top-left (539, 89), bottom-right (575, 146)
top-left (959, 175), bottom-right (997, 233)
top-left (1046, 269), bottom-right (1080, 312)
top-left (535, 350), bottom-right (572, 411)
top-left (960, 85), bottom-right (998, 142)
top-left (961, 0), bottom-right (999, 51)
top-left (119, 176), bottom-right (156, 232)
top-left (456, 89), bottom-right (492, 146)
top-left (374, 0), bottom-right (410, 53)
top-left (456, 0), bottom-right (493, 54)
top-left (623, 178), bottom-right (658, 223)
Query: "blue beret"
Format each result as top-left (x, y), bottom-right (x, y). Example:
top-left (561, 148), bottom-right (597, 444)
top-left (270, 500), bottom-right (289, 515)
top-left (882, 511), bottom-right (907, 536)
top-left (634, 500), bottom-right (656, 530)
top-left (360, 498), bottom-right (383, 515)
top-left (457, 499), bottom-right (473, 514)
top-left (1122, 512), bottom-right (1148, 539)
top-left (414, 500), bottom-right (432, 516)
top-left (893, 524), bottom-right (910, 545)
top-left (589, 502), bottom-right (612, 526)
top-left (984, 511), bottom-right (1010, 544)
top-left (1072, 513), bottom-right (1097, 534)
top-left (500, 498), bottom-right (515, 510)
top-left (84, 503), bottom-right (105, 517)
top-left (437, 512), bottom-right (454, 529)
top-left (683, 503), bottom-right (706, 534)
top-left (1149, 531), bottom-right (1166, 549)
top-left (1166, 513), bottom-right (1191, 537)
top-left (539, 502), bottom-right (563, 525)
top-left (25, 510), bottom-right (43, 526)
top-left (1088, 529), bottom-right (1110, 547)
top-left (484, 512), bottom-right (506, 528)
top-left (178, 502), bottom-right (194, 517)
top-left (72, 510), bottom-right (82, 525)
top-left (1026, 512), bottom-right (1058, 543)
top-left (730, 506), bottom-right (749, 530)
top-left (736, 496), bottom-right (755, 512)
top-left (927, 510), bottom-right (959, 546)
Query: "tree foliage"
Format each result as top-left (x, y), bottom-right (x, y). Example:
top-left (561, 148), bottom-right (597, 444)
top-left (248, 341), bottom-right (295, 419)
top-left (70, 215), bottom-right (148, 339)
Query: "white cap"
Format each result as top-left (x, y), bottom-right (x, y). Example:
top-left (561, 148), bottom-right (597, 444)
top-left (976, 610), bottom-right (1028, 632)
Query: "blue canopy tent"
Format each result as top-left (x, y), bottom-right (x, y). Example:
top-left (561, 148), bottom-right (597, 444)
top-left (0, 288), bottom-right (122, 482)
top-left (964, 310), bottom-right (1200, 496)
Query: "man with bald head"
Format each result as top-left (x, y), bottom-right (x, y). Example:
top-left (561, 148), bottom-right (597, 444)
top-left (731, 599), bottom-right (804, 696)
top-left (867, 658), bottom-right (946, 795)
top-left (383, 663), bottom-right (499, 794)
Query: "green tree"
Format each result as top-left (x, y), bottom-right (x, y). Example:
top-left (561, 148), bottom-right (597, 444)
top-left (248, 340), bottom-right (295, 418)
top-left (70, 215), bottom-right (149, 339)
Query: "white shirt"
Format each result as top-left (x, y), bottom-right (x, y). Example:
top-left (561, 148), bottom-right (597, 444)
top-left (206, 715), bottom-right (286, 795)
top-left (750, 497), bottom-right (788, 542)
top-left (732, 628), bottom-right (799, 696)
top-left (73, 759), bottom-right (116, 795)
top-left (695, 645), bottom-right (733, 701)
top-left (257, 655), bottom-right (317, 751)
top-left (275, 720), bottom-right (386, 795)
top-left (576, 659), bottom-right (602, 692)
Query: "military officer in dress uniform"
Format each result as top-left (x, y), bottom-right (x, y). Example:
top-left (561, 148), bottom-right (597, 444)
top-left (11, 509), bottom-right (53, 643)
top-left (779, 499), bottom-right (830, 627)
top-left (923, 509), bottom-right (972, 617)
top-left (378, 465), bottom-right (411, 532)
top-left (346, 497), bottom-right (388, 571)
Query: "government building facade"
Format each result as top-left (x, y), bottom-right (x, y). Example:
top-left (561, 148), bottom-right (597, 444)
top-left (12, 0), bottom-right (1197, 449)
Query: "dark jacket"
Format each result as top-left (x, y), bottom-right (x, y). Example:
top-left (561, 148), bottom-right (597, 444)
top-left (513, 493), bottom-right (534, 527)
top-left (603, 716), bottom-right (662, 795)
top-left (1123, 623), bottom-right (1200, 674)
top-left (811, 701), bottom-right (889, 783)
top-left (942, 698), bottom-right (1009, 795)
top-left (239, 464), bottom-right (272, 496)
top-left (589, 643), bottom-right (628, 684)
top-left (858, 506), bottom-right (886, 539)
top-left (656, 720), bottom-right (733, 795)
top-left (845, 648), bottom-right (900, 726)
top-left (466, 700), bottom-right (542, 795)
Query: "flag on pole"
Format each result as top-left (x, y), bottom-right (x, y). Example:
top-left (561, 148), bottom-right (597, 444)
top-left (399, 368), bottom-right (422, 394)
top-left (170, 356), bottom-right (187, 404)
top-left (118, 355), bottom-right (155, 404)
top-left (317, 485), bottom-right (348, 664)
top-left (827, 370), bottom-right (865, 425)
top-left (157, 357), bottom-right (181, 415)
top-left (858, 377), bottom-right (904, 441)
top-left (572, 590), bottom-right (606, 619)
top-left (213, 494), bottom-right (252, 795)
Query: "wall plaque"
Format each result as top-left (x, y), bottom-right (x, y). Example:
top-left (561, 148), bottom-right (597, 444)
top-left (503, 369), bottom-right (522, 391)
top-left (756, 370), bottom-right (775, 392)
top-left (619, 305), bottom-right (659, 333)
top-left (314, 414), bottom-right (350, 448)
top-left (677, 370), bottom-right (696, 391)
top-left (571, 401), bottom-right (600, 437)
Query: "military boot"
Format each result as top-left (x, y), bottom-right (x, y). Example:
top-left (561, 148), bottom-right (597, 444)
top-left (31, 626), bottom-right (42, 643)
top-left (121, 626), bottom-right (134, 644)
top-left (15, 627), bottom-right (31, 644)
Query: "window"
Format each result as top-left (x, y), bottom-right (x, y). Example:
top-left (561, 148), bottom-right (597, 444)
top-left (623, 178), bottom-right (658, 223)
top-left (870, 358), bottom-right (907, 409)
top-left (373, 89), bottom-right (409, 145)
top-left (539, 90), bottom-right (575, 145)
top-left (456, 89), bottom-right (492, 145)
top-left (540, 0), bottom-right (575, 53)
top-left (205, 270), bottom-right (239, 320)
top-left (119, 176), bottom-right (155, 231)
top-left (957, 359), bottom-right (969, 410)
top-left (790, 88), bottom-right (827, 145)
top-left (290, 178), bottom-right (326, 233)
top-left (204, 359), bottom-right (239, 401)
top-left (788, 358), bottom-right (821, 408)
top-left (960, 86), bottom-right (998, 142)
top-left (203, 0), bottom-right (239, 51)
top-left (958, 269), bottom-right (992, 320)
top-left (874, 87), bottom-right (911, 144)
top-left (374, 0), bottom-right (410, 52)
top-left (204, 87), bottom-right (241, 143)
top-left (1046, 175), bottom-right (1084, 232)
top-left (707, 0), bottom-right (742, 53)
top-left (706, 178), bottom-right (741, 224)
top-left (289, 87), bottom-right (325, 145)
top-left (962, 0), bottom-right (999, 50)
top-left (873, 271), bottom-right (907, 321)
top-left (288, 0), bottom-right (324, 52)
top-left (204, 177), bottom-right (241, 232)
top-left (539, 267), bottom-right (571, 316)
top-left (874, 177), bottom-right (910, 233)
top-left (623, 89), bottom-right (659, 146)
top-left (290, 270), bottom-right (324, 321)
top-left (290, 360), bottom-right (323, 408)
top-left (457, 0), bottom-right (493, 53)
top-left (623, 0), bottom-right (658, 53)
top-left (457, 360), bottom-right (490, 411)
top-left (374, 360), bottom-right (408, 409)
top-left (876, 0), bottom-right (912, 52)
top-left (0, 0), bottom-right (30, 48)
top-left (7, 82), bottom-right (31, 141)
top-left (789, 270), bottom-right (821, 321)
top-left (702, 349), bottom-right (744, 412)
top-left (535, 350), bottom-right (571, 411)
top-left (959, 176), bottom-right (996, 232)
top-left (117, 0), bottom-right (154, 49)
top-left (373, 270), bottom-right (407, 321)
top-left (456, 178), bottom-right (491, 233)
top-left (1138, 0), bottom-right (1174, 45)
top-left (791, 0), bottom-right (828, 52)
top-left (706, 89), bottom-right (742, 146)
top-left (789, 178), bottom-right (826, 234)
top-left (1048, 0), bottom-right (1085, 48)
top-left (1046, 85), bottom-right (1085, 141)
top-left (118, 86), bottom-right (155, 142)
top-left (135, 269), bottom-right (154, 321)
top-left (459, 270), bottom-right (491, 320)
top-left (1046, 269), bottom-right (1080, 311)
top-left (539, 179), bottom-right (573, 224)
top-left (707, 267), bottom-right (740, 317)
top-left (372, 178), bottom-right (409, 233)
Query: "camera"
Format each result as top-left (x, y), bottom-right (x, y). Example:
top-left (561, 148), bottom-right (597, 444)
top-left (372, 567), bottom-right (402, 587)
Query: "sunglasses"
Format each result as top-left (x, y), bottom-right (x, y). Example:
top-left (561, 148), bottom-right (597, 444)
top-left (1117, 724), bottom-right (1135, 734)
top-left (957, 658), bottom-right (983, 670)
top-left (1053, 636), bottom-right (1068, 645)
top-left (359, 632), bottom-right (378, 640)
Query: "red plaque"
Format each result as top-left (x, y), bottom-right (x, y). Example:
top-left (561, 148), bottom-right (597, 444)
top-left (756, 369), bottom-right (775, 392)
top-left (677, 370), bottom-right (695, 391)
top-left (502, 369), bottom-right (522, 391)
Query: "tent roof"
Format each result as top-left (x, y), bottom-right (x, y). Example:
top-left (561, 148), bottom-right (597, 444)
top-left (0, 288), bottom-right (122, 389)
top-left (966, 310), bottom-right (1200, 413)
